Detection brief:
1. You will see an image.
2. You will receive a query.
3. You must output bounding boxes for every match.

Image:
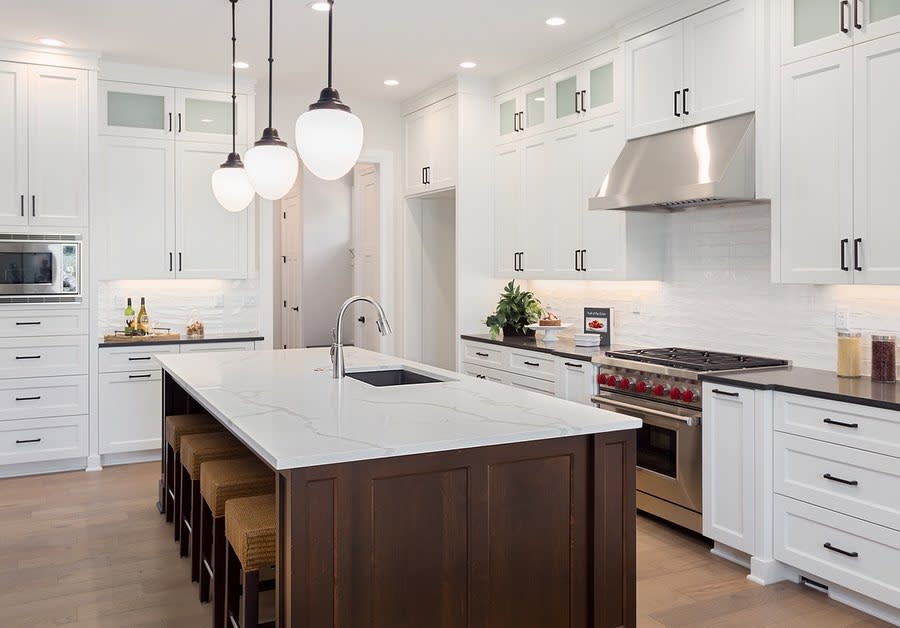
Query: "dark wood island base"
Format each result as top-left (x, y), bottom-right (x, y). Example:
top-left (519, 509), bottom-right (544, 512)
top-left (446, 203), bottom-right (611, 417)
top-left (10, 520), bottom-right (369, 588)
top-left (276, 431), bottom-right (636, 628)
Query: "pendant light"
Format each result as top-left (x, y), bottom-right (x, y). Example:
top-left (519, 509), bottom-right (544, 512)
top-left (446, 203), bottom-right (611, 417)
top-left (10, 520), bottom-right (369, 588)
top-left (244, 0), bottom-right (299, 199)
top-left (211, 0), bottom-right (255, 213)
top-left (295, 0), bottom-right (364, 181)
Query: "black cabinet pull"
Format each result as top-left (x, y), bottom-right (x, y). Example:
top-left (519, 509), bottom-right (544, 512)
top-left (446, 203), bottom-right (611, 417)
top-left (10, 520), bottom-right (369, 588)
top-left (178, 252), bottom-right (182, 272)
top-left (523, 361), bottom-right (540, 367)
top-left (128, 356), bottom-right (152, 361)
top-left (581, 249), bottom-right (587, 271)
top-left (840, 238), bottom-right (849, 271)
top-left (575, 90), bottom-right (580, 114)
top-left (20, 194), bottom-right (24, 217)
top-left (168, 112), bottom-right (173, 132)
top-left (15, 321), bottom-right (41, 326)
top-left (129, 374), bottom-right (152, 379)
top-left (518, 252), bottom-right (524, 272)
top-left (15, 355), bottom-right (41, 360)
top-left (425, 166), bottom-right (431, 185)
top-left (31, 195), bottom-right (35, 217)
top-left (581, 90), bottom-right (587, 113)
top-left (177, 112), bottom-right (182, 132)
top-left (841, 0), bottom-right (850, 32)
top-left (853, 238), bottom-right (862, 271)
top-left (674, 90), bottom-right (681, 117)
top-left (475, 374), bottom-right (487, 380)
top-left (854, 0), bottom-right (863, 29)
top-left (823, 473), bottom-right (858, 486)
top-left (574, 249), bottom-right (580, 271)
top-left (711, 388), bottom-right (740, 397)
top-left (291, 306), bottom-right (299, 312)
top-left (15, 396), bottom-right (41, 401)
top-left (682, 88), bottom-right (689, 115)
top-left (564, 362), bottom-right (583, 369)
top-left (169, 252), bottom-right (173, 272)
top-left (512, 112), bottom-right (518, 132)
top-left (824, 542), bottom-right (857, 558)
top-left (16, 438), bottom-right (41, 444)
top-left (475, 352), bottom-right (489, 357)
top-left (823, 417), bottom-right (859, 429)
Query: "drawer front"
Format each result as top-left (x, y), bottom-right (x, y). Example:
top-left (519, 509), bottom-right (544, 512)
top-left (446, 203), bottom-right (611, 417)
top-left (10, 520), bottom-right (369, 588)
top-left (99, 371), bottom-right (162, 455)
top-left (775, 495), bottom-right (900, 609)
top-left (461, 341), bottom-right (505, 368)
top-left (462, 363), bottom-right (508, 384)
top-left (0, 416), bottom-right (87, 465)
top-left (0, 309), bottom-right (88, 338)
top-left (0, 336), bottom-right (88, 379)
top-left (507, 349), bottom-right (556, 381)
top-left (775, 432), bottom-right (900, 530)
top-left (179, 341), bottom-right (255, 353)
top-left (775, 392), bottom-right (900, 458)
top-left (0, 375), bottom-right (88, 422)
top-left (508, 372), bottom-right (556, 396)
top-left (99, 345), bottom-right (180, 373)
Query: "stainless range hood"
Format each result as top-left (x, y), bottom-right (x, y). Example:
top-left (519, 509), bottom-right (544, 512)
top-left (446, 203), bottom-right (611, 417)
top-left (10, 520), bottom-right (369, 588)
top-left (589, 113), bottom-right (761, 212)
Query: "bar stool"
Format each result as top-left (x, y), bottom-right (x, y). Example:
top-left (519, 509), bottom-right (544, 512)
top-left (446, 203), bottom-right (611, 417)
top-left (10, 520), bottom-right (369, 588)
top-left (178, 431), bottom-right (250, 577)
top-left (199, 457), bottom-right (274, 628)
top-left (224, 493), bottom-right (276, 628)
top-left (164, 413), bottom-right (222, 533)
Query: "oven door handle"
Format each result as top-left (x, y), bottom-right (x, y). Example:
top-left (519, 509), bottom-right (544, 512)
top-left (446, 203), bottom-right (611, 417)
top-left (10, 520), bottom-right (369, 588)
top-left (592, 395), bottom-right (701, 427)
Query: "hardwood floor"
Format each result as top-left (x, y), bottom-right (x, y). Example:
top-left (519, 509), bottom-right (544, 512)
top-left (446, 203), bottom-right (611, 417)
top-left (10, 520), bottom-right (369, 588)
top-left (0, 462), bottom-right (891, 627)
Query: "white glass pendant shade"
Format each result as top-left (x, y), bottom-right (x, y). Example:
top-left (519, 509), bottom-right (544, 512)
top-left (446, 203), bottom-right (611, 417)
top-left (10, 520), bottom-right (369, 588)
top-left (211, 163), bottom-right (255, 213)
top-left (245, 142), bottom-right (299, 200)
top-left (295, 107), bottom-right (364, 181)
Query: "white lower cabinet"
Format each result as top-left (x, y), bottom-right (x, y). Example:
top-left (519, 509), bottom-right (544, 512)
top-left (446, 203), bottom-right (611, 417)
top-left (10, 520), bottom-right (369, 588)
top-left (555, 359), bottom-right (595, 405)
top-left (0, 375), bottom-right (88, 422)
top-left (0, 416), bottom-right (87, 465)
top-left (99, 370), bottom-right (161, 455)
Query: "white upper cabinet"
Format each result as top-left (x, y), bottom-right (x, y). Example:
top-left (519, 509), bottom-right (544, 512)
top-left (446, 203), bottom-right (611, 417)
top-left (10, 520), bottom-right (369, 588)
top-left (780, 50), bottom-right (854, 284)
top-left (100, 81), bottom-right (175, 140)
top-left (403, 96), bottom-right (457, 196)
top-left (494, 143), bottom-right (521, 276)
top-left (97, 137), bottom-right (176, 280)
top-left (0, 62), bottom-right (27, 226)
top-left (175, 88), bottom-right (247, 145)
top-left (552, 68), bottom-right (583, 128)
top-left (852, 32), bottom-right (900, 284)
top-left (783, 0), bottom-right (900, 63)
top-left (549, 50), bottom-right (619, 131)
top-left (27, 65), bottom-right (89, 228)
top-left (519, 135), bottom-right (549, 274)
top-left (495, 78), bottom-right (550, 143)
top-left (175, 142), bottom-right (248, 279)
top-left (547, 126), bottom-right (583, 277)
top-left (625, 0), bottom-right (755, 139)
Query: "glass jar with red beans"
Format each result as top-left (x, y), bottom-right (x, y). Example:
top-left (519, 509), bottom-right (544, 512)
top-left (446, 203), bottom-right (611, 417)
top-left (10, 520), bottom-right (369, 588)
top-left (871, 335), bottom-right (896, 383)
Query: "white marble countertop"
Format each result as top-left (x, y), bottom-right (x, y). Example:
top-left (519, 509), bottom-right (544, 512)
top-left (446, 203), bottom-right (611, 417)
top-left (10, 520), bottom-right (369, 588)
top-left (157, 347), bottom-right (642, 470)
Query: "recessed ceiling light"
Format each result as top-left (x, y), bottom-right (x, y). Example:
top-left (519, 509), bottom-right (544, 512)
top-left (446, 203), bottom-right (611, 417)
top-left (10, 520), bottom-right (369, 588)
top-left (38, 38), bottom-right (66, 47)
top-left (459, 61), bottom-right (477, 69)
top-left (383, 79), bottom-right (399, 87)
top-left (545, 17), bottom-right (566, 26)
top-left (308, 1), bottom-right (331, 11)
top-left (233, 61), bottom-right (249, 70)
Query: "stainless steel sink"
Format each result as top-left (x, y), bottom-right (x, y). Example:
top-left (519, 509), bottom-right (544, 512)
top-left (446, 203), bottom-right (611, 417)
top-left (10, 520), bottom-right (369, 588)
top-left (345, 368), bottom-right (445, 387)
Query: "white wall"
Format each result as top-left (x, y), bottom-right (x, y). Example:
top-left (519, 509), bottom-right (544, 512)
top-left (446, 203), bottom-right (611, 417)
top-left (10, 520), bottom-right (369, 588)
top-left (522, 205), bottom-right (900, 376)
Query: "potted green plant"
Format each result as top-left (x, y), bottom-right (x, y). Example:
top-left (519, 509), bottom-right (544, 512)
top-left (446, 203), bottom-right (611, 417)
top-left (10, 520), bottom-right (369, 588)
top-left (485, 280), bottom-right (543, 339)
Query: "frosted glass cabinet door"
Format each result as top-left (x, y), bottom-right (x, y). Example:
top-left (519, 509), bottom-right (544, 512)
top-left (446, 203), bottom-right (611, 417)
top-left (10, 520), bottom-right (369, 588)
top-left (855, 0), bottom-right (900, 41)
top-left (175, 89), bottom-right (247, 145)
top-left (525, 88), bottom-right (546, 130)
top-left (554, 74), bottom-right (579, 125)
top-left (497, 95), bottom-right (518, 139)
top-left (99, 81), bottom-right (175, 139)
top-left (0, 62), bottom-right (27, 226)
top-left (783, 0), bottom-right (852, 63)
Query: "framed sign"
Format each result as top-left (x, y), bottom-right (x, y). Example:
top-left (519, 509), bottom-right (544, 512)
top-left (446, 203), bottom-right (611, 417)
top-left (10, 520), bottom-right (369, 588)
top-left (583, 307), bottom-right (611, 345)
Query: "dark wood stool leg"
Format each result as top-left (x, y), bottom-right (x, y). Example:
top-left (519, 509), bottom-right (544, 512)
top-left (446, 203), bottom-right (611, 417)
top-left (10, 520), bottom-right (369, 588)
top-left (226, 543), bottom-right (241, 628)
top-left (213, 516), bottom-right (227, 628)
top-left (165, 447), bottom-right (178, 523)
top-left (242, 568), bottom-right (260, 628)
top-left (199, 501), bottom-right (213, 603)
top-left (177, 465), bottom-right (190, 548)
top-left (190, 479), bottom-right (202, 582)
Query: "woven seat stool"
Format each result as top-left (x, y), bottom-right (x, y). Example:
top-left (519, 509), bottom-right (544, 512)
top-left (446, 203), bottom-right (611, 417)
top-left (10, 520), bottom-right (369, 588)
top-left (225, 493), bottom-right (276, 628)
top-left (199, 457), bottom-right (274, 628)
top-left (178, 431), bottom-right (250, 577)
top-left (163, 413), bottom-right (221, 532)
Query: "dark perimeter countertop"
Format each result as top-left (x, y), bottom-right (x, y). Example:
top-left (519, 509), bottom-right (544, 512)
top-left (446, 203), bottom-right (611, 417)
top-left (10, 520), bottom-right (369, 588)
top-left (461, 333), bottom-right (633, 363)
top-left (701, 366), bottom-right (900, 412)
top-left (99, 332), bottom-right (264, 349)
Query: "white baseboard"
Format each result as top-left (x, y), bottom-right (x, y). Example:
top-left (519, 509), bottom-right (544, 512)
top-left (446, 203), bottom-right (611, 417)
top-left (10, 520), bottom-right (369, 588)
top-left (86, 454), bottom-right (102, 472)
top-left (100, 449), bottom-right (160, 467)
top-left (0, 457), bottom-right (87, 479)
top-left (748, 557), bottom-right (796, 586)
top-left (828, 582), bottom-right (900, 626)
top-left (710, 542), bottom-right (751, 570)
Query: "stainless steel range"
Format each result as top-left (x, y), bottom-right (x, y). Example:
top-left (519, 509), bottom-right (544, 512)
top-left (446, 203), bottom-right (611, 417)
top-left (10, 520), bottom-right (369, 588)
top-left (592, 348), bottom-right (789, 533)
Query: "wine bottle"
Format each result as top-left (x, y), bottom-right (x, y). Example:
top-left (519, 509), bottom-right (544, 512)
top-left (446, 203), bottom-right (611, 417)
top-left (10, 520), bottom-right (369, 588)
top-left (137, 297), bottom-right (149, 336)
top-left (124, 298), bottom-right (135, 336)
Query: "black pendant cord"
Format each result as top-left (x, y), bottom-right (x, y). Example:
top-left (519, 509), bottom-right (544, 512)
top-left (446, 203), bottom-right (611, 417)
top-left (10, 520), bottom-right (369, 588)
top-left (267, 0), bottom-right (273, 129)
top-left (231, 0), bottom-right (237, 156)
top-left (327, 0), bottom-right (334, 89)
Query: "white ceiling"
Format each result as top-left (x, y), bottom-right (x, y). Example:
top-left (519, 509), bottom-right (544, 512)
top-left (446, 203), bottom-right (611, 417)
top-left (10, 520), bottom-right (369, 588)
top-left (0, 0), bottom-right (666, 102)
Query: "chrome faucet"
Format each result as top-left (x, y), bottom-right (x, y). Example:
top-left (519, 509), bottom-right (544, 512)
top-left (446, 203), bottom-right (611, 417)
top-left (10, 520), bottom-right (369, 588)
top-left (331, 295), bottom-right (392, 378)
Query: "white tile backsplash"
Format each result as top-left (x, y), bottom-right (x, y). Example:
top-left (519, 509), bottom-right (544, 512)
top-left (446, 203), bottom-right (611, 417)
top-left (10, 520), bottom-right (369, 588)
top-left (97, 279), bottom-right (260, 337)
top-left (527, 206), bottom-right (900, 374)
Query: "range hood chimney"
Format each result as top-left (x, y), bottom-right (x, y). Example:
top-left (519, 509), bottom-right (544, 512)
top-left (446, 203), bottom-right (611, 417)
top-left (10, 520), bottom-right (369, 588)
top-left (589, 113), bottom-right (762, 212)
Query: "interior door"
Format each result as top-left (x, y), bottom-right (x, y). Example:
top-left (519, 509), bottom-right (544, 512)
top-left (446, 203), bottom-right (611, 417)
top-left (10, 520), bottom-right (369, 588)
top-left (27, 65), bottom-right (89, 227)
top-left (780, 49), bottom-right (854, 284)
top-left (100, 81), bottom-right (175, 140)
top-left (352, 164), bottom-right (382, 351)
top-left (280, 187), bottom-right (302, 349)
top-left (403, 107), bottom-right (428, 195)
top-left (683, 0), bottom-right (756, 126)
top-left (519, 135), bottom-right (548, 274)
top-left (546, 126), bottom-right (583, 277)
top-left (493, 143), bottom-right (520, 277)
top-left (625, 21), bottom-right (685, 138)
top-left (98, 137), bottom-right (175, 280)
top-left (175, 142), bottom-right (248, 279)
top-left (852, 33), bottom-right (900, 284)
top-left (0, 61), bottom-right (27, 226)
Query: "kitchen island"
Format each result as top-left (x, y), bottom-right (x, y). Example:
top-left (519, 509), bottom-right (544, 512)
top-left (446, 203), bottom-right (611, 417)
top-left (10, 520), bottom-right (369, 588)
top-left (157, 347), bottom-right (640, 628)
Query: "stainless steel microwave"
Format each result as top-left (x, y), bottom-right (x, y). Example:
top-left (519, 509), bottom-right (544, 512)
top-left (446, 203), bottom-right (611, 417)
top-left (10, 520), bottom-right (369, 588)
top-left (0, 234), bottom-right (81, 302)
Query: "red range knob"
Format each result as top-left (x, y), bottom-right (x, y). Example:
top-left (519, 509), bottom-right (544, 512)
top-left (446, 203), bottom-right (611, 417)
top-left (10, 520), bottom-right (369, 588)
top-left (652, 384), bottom-right (666, 397)
top-left (682, 389), bottom-right (696, 403)
top-left (597, 373), bottom-right (607, 385)
top-left (635, 380), bottom-right (649, 393)
top-left (669, 387), bottom-right (682, 401)
top-left (606, 375), bottom-right (618, 387)
top-left (619, 377), bottom-right (632, 390)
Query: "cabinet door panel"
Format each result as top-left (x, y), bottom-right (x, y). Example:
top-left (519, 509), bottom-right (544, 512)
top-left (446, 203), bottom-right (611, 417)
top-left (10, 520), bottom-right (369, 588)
top-left (783, 0), bottom-right (852, 63)
top-left (547, 127), bottom-right (583, 277)
top-left (625, 22), bottom-right (684, 138)
top-left (494, 144), bottom-right (520, 277)
top-left (98, 137), bottom-right (175, 279)
top-left (175, 142), bottom-right (248, 279)
top-left (852, 33), bottom-right (900, 283)
top-left (581, 116), bottom-right (627, 278)
top-left (519, 137), bottom-right (548, 274)
top-left (404, 108), bottom-right (428, 195)
top-left (683, 0), bottom-right (755, 125)
top-left (497, 95), bottom-right (518, 140)
top-left (780, 50), bottom-right (853, 284)
top-left (99, 371), bottom-right (161, 454)
top-left (100, 81), bottom-right (175, 139)
top-left (27, 65), bottom-right (89, 227)
top-left (175, 89), bottom-right (247, 145)
top-left (425, 97), bottom-right (457, 191)
top-left (0, 62), bottom-right (27, 226)
top-left (553, 73), bottom-right (579, 126)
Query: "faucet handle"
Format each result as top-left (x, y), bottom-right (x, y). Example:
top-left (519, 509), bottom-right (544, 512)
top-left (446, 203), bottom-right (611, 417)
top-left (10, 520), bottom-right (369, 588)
top-left (331, 327), bottom-right (337, 343)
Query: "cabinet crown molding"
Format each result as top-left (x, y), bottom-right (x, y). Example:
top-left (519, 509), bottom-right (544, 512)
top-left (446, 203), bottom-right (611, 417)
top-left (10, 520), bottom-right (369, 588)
top-left (0, 40), bottom-right (100, 71)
